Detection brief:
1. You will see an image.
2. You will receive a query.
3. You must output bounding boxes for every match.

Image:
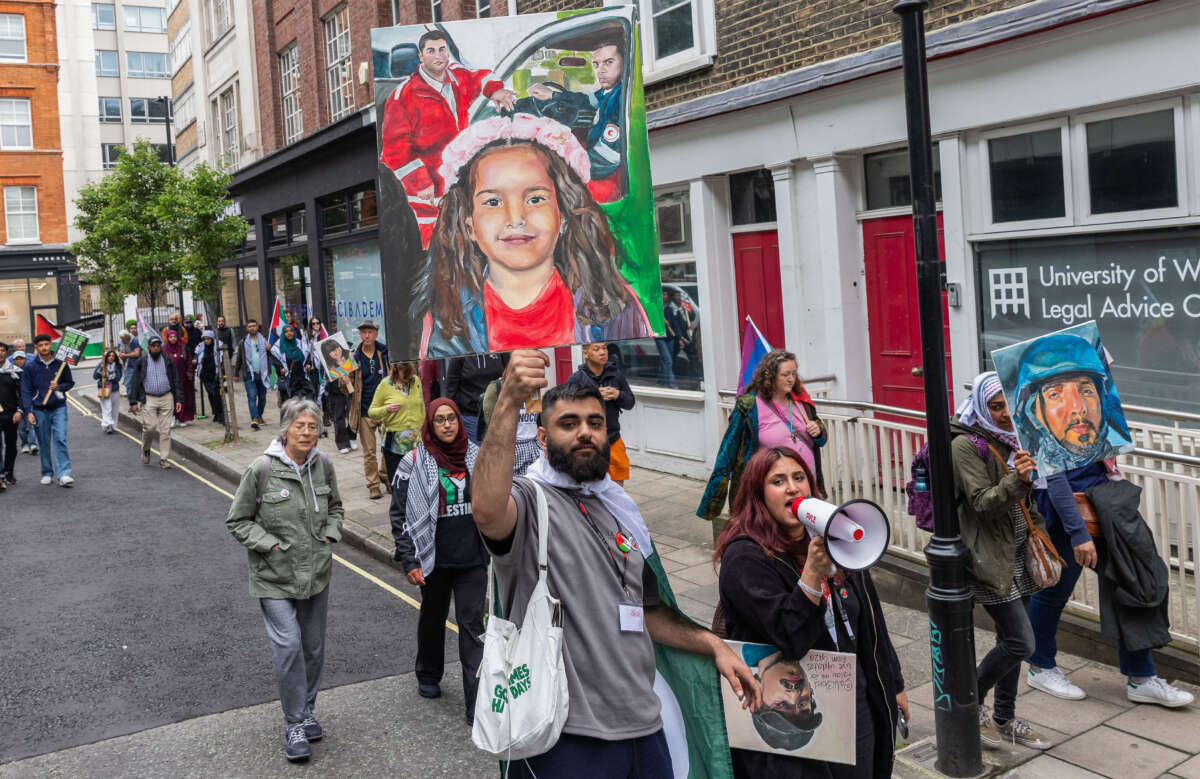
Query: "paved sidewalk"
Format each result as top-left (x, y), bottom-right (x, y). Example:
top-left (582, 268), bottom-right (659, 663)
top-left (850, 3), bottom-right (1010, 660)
top-left (74, 379), bottom-right (1200, 778)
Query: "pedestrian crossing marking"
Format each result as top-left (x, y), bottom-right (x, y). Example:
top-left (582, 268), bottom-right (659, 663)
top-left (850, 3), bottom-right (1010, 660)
top-left (65, 393), bottom-right (457, 632)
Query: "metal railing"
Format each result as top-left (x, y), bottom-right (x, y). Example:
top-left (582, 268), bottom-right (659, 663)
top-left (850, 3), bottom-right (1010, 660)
top-left (811, 398), bottom-right (1200, 655)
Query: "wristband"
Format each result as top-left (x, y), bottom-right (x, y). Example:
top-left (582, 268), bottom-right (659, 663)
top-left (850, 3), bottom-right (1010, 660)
top-left (798, 578), bottom-right (824, 600)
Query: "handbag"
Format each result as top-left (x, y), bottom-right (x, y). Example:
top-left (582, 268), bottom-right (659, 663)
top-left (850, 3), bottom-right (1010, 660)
top-left (1073, 492), bottom-right (1103, 538)
top-left (986, 444), bottom-right (1065, 588)
top-left (97, 384), bottom-right (111, 399)
top-left (471, 480), bottom-right (569, 759)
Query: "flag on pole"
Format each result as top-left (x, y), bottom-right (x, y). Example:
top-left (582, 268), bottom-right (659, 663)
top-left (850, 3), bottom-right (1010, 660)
top-left (736, 316), bottom-right (772, 395)
top-left (266, 300), bottom-right (285, 389)
top-left (136, 309), bottom-right (160, 349)
top-left (35, 313), bottom-right (61, 341)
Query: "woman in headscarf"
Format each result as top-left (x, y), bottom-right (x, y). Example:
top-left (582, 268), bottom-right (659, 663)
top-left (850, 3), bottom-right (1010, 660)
top-left (275, 325), bottom-right (313, 403)
top-left (389, 397), bottom-right (486, 725)
top-left (951, 371), bottom-right (1051, 751)
top-left (194, 330), bottom-right (225, 424)
top-left (163, 328), bottom-right (195, 427)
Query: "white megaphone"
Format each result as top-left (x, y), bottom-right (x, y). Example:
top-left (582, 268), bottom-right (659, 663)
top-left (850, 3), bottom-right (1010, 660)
top-left (789, 497), bottom-right (891, 572)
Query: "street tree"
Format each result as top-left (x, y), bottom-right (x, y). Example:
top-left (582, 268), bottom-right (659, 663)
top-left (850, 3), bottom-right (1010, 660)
top-left (70, 139), bottom-right (248, 328)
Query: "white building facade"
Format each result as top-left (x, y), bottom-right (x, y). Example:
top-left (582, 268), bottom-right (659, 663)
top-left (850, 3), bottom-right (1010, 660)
top-left (613, 0), bottom-right (1200, 480)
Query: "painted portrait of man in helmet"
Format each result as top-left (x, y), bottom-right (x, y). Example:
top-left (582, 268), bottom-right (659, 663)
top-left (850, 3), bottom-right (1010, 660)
top-left (992, 321), bottom-right (1134, 476)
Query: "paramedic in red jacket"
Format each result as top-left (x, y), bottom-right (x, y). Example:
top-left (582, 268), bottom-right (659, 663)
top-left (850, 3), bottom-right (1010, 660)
top-left (380, 30), bottom-right (517, 246)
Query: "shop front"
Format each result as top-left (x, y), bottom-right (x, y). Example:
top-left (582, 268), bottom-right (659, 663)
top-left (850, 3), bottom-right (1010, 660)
top-left (0, 248), bottom-right (79, 346)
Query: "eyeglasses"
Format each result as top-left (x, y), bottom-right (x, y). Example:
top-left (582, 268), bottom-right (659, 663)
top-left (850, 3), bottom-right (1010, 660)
top-left (433, 414), bottom-right (458, 425)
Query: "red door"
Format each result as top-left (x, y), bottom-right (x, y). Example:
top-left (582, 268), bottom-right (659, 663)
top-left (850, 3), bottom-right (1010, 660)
top-left (732, 231), bottom-right (785, 348)
top-left (554, 346), bottom-right (574, 385)
top-left (862, 214), bottom-right (950, 413)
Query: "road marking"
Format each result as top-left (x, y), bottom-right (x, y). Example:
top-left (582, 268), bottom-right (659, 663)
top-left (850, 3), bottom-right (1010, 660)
top-left (66, 394), bottom-right (456, 631)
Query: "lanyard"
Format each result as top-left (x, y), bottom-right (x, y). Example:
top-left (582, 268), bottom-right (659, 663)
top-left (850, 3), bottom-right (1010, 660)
top-left (768, 397), bottom-right (808, 442)
top-left (574, 498), bottom-right (633, 599)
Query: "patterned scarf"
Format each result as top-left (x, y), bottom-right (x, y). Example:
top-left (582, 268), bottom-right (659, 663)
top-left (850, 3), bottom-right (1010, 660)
top-left (957, 371), bottom-right (1021, 462)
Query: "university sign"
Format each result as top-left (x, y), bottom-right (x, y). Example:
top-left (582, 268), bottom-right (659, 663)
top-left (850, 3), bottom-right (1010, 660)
top-left (977, 227), bottom-right (1200, 415)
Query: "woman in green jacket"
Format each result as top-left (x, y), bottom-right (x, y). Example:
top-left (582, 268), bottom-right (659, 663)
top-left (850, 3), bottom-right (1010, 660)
top-left (225, 398), bottom-right (343, 763)
top-left (951, 371), bottom-right (1050, 752)
top-left (698, 349), bottom-right (827, 521)
top-left (369, 360), bottom-right (425, 487)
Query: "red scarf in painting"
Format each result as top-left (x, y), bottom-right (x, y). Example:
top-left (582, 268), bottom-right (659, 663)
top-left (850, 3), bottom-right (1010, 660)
top-left (483, 270), bottom-right (575, 351)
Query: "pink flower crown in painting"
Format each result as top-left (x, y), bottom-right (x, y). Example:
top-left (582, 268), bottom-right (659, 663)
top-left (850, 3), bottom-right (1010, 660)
top-left (438, 114), bottom-right (592, 189)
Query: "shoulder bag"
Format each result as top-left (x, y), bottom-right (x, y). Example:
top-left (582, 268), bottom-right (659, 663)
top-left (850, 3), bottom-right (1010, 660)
top-left (986, 444), bottom-right (1065, 589)
top-left (471, 480), bottom-right (569, 759)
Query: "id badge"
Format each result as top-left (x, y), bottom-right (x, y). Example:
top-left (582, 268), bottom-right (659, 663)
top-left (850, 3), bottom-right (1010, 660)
top-left (618, 600), bottom-right (644, 633)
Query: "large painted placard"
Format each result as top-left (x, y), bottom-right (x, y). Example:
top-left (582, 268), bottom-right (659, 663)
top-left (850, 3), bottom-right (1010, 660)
top-left (991, 320), bottom-right (1134, 477)
top-left (372, 7), bottom-right (664, 359)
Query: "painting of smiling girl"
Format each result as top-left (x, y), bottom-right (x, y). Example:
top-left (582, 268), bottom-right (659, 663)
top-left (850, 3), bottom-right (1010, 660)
top-left (415, 114), bottom-right (653, 357)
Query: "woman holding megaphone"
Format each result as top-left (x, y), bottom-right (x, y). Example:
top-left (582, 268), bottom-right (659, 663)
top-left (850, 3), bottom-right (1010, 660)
top-left (715, 446), bottom-right (907, 778)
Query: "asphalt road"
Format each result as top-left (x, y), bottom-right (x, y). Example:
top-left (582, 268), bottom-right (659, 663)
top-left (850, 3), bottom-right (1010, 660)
top-left (1, 397), bottom-right (490, 776)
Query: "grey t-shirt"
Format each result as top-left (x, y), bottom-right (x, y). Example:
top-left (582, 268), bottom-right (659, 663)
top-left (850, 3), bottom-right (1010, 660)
top-left (487, 476), bottom-right (662, 741)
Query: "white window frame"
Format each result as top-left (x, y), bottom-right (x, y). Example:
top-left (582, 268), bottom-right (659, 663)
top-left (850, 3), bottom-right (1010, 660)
top-left (207, 0), bottom-right (232, 45)
top-left (217, 86), bottom-right (239, 168)
top-left (279, 44), bottom-right (303, 145)
top-left (92, 2), bottom-right (116, 31)
top-left (95, 49), bottom-right (119, 77)
top-left (170, 22), bottom-right (192, 74)
top-left (174, 91), bottom-right (195, 131)
top-left (1069, 97), bottom-right (1188, 227)
top-left (127, 51), bottom-right (170, 78)
top-left (475, 0), bottom-right (490, 17)
top-left (0, 13), bottom-right (27, 63)
top-left (968, 117), bottom-right (1074, 234)
top-left (101, 143), bottom-right (124, 169)
top-left (98, 96), bottom-right (122, 123)
top-left (0, 98), bottom-right (33, 150)
top-left (431, 0), bottom-right (442, 22)
top-left (124, 5), bottom-right (166, 33)
top-left (4, 186), bottom-right (39, 244)
top-left (323, 6), bottom-right (354, 122)
top-left (638, 0), bottom-right (716, 85)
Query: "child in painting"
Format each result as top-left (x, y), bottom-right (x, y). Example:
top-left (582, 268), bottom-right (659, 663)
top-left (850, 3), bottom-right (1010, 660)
top-left (418, 114), bottom-right (652, 357)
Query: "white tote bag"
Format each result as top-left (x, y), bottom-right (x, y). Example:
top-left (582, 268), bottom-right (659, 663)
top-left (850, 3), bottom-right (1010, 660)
top-left (471, 480), bottom-right (569, 759)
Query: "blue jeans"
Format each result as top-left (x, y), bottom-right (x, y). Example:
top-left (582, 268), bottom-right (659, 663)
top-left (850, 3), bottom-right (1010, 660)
top-left (461, 414), bottom-right (480, 443)
top-left (1028, 527), bottom-right (1156, 678)
top-left (17, 415), bottom-right (34, 447)
top-left (654, 337), bottom-right (676, 389)
top-left (244, 376), bottom-right (267, 421)
top-left (504, 730), bottom-right (672, 779)
top-left (32, 405), bottom-right (71, 478)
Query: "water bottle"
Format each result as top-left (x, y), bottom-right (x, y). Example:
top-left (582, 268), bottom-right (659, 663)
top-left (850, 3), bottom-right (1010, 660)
top-left (914, 465), bottom-right (928, 492)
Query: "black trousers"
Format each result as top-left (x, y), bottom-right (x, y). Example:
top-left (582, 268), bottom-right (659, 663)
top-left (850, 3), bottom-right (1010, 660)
top-left (201, 378), bottom-right (223, 422)
top-left (0, 417), bottom-right (17, 478)
top-left (327, 390), bottom-right (352, 450)
top-left (416, 565), bottom-right (486, 712)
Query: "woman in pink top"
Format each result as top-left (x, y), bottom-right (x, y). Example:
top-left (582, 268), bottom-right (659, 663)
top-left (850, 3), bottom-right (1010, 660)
top-left (699, 349), bottom-right (828, 521)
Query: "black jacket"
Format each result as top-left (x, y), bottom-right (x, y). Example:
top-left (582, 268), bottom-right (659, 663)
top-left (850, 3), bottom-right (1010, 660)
top-left (1088, 479), bottom-right (1171, 652)
top-left (0, 368), bottom-right (20, 418)
top-left (718, 536), bottom-right (903, 779)
top-left (445, 354), bottom-right (504, 417)
top-left (567, 360), bottom-right (634, 443)
top-left (215, 325), bottom-right (235, 352)
top-left (128, 353), bottom-right (181, 405)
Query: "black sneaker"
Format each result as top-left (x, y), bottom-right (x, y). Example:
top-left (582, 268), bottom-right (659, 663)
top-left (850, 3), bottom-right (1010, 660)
top-left (418, 682), bottom-right (442, 699)
top-left (284, 723), bottom-right (310, 762)
top-left (301, 715), bottom-right (323, 742)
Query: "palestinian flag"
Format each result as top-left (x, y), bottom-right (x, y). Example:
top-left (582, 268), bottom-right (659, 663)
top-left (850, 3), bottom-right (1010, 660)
top-left (646, 551), bottom-right (735, 779)
top-left (35, 313), bottom-right (61, 341)
top-left (266, 300), bottom-right (284, 389)
top-left (136, 309), bottom-right (160, 349)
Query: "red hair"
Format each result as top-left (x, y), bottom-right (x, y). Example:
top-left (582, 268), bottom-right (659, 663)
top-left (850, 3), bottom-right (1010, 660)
top-left (714, 446), bottom-right (823, 565)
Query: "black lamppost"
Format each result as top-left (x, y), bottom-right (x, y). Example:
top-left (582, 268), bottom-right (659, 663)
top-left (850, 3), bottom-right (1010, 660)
top-left (155, 95), bottom-right (174, 166)
top-left (892, 2), bottom-right (983, 776)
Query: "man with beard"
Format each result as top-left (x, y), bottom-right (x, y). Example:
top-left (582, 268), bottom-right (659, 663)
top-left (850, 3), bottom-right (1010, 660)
top-left (471, 349), bottom-right (760, 777)
top-left (1013, 334), bottom-right (1129, 475)
top-left (129, 335), bottom-right (183, 469)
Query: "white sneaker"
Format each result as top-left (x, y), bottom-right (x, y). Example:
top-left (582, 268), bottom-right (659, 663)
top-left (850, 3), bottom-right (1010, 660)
top-left (59, 475), bottom-right (74, 487)
top-left (349, 440), bottom-right (358, 451)
top-left (40, 475), bottom-right (52, 485)
top-left (338, 447), bottom-right (351, 454)
top-left (29, 445), bottom-right (38, 454)
top-left (1127, 676), bottom-right (1195, 708)
top-left (20, 445), bottom-right (29, 454)
top-left (1028, 665), bottom-right (1086, 700)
